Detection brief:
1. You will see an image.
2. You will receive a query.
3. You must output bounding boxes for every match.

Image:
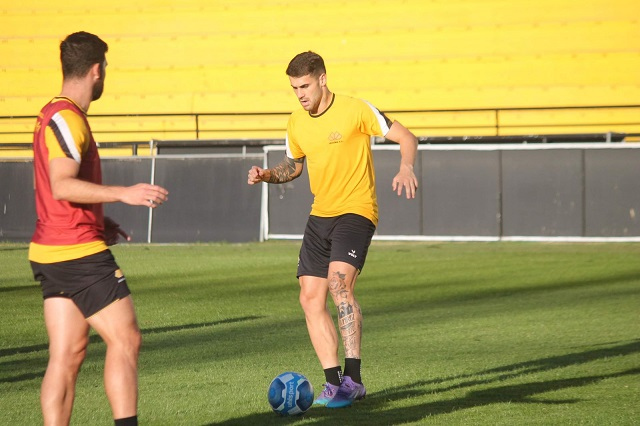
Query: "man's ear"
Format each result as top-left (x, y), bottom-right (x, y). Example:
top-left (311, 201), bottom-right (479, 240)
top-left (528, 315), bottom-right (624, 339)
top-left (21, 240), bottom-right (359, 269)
top-left (90, 62), bottom-right (102, 80)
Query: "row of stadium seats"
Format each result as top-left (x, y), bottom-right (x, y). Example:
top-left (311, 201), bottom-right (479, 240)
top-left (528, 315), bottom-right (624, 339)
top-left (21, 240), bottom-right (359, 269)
top-left (4, 18), bottom-right (636, 70)
top-left (0, 0), bottom-right (638, 155)
top-left (4, 0), bottom-right (638, 38)
top-left (4, 55), bottom-right (638, 112)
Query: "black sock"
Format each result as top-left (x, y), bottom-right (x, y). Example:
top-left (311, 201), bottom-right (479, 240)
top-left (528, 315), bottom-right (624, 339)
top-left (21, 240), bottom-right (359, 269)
top-left (324, 366), bottom-right (343, 386)
top-left (344, 358), bottom-right (362, 383)
top-left (114, 416), bottom-right (138, 426)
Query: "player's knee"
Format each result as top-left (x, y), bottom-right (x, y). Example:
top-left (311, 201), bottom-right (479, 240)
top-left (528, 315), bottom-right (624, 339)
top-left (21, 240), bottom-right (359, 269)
top-left (111, 327), bottom-right (142, 358)
top-left (327, 283), bottom-right (354, 305)
top-left (50, 342), bottom-right (87, 372)
top-left (298, 291), bottom-right (312, 311)
top-left (127, 328), bottom-right (142, 355)
top-left (298, 291), bottom-right (323, 314)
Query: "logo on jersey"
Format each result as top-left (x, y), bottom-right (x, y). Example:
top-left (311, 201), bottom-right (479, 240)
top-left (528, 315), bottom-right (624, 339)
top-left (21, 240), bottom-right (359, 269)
top-left (328, 131), bottom-right (343, 144)
top-left (348, 250), bottom-right (357, 259)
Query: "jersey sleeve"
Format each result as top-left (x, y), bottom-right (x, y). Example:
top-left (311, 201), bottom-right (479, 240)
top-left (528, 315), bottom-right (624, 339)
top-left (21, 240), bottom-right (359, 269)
top-left (44, 109), bottom-right (90, 163)
top-left (285, 115), bottom-right (305, 159)
top-left (359, 99), bottom-right (394, 137)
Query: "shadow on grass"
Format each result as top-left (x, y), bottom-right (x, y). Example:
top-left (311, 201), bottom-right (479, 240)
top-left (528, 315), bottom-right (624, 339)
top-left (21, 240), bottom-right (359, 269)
top-left (0, 246), bottom-right (28, 251)
top-left (365, 269), bottom-right (640, 319)
top-left (0, 315), bottom-right (263, 383)
top-left (142, 315), bottom-right (263, 335)
top-left (0, 284), bottom-right (40, 293)
top-left (204, 340), bottom-right (640, 426)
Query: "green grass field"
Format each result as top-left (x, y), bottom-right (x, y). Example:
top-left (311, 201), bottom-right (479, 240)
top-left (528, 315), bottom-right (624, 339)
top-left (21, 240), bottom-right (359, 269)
top-left (1, 241), bottom-right (639, 425)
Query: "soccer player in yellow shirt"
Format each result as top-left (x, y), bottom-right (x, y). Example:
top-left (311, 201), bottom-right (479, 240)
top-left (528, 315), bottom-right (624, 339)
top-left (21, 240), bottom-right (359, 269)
top-left (248, 51), bottom-right (418, 408)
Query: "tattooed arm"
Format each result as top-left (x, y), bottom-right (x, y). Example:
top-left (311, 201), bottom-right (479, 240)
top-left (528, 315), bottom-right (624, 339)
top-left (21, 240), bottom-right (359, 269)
top-left (247, 155), bottom-right (304, 185)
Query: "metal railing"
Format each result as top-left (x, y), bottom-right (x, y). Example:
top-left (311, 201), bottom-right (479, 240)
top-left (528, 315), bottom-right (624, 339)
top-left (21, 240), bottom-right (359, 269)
top-left (1, 104), bottom-right (639, 148)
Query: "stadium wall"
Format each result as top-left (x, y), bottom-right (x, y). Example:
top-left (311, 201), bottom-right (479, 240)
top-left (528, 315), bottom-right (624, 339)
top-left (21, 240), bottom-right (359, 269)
top-left (2, 144), bottom-right (639, 243)
top-left (265, 144), bottom-right (640, 241)
top-left (0, 154), bottom-right (262, 243)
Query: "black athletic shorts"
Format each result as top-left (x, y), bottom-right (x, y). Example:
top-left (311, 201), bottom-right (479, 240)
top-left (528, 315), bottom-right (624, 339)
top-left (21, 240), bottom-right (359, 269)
top-left (297, 213), bottom-right (376, 278)
top-left (31, 249), bottom-right (131, 318)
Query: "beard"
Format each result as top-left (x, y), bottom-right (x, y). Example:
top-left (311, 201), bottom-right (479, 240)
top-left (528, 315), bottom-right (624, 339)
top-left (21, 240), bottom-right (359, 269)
top-left (92, 80), bottom-right (104, 101)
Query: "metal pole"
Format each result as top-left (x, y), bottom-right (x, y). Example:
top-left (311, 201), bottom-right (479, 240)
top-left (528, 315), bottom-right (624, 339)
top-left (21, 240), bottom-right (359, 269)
top-left (147, 139), bottom-right (156, 243)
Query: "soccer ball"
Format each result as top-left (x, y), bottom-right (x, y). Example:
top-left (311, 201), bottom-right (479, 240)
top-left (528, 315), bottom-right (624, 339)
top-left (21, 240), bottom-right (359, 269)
top-left (267, 371), bottom-right (314, 416)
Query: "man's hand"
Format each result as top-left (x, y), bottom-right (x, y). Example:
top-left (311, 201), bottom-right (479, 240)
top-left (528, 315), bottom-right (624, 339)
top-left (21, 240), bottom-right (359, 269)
top-left (392, 164), bottom-right (418, 199)
top-left (247, 166), bottom-right (268, 185)
top-left (120, 183), bottom-right (169, 208)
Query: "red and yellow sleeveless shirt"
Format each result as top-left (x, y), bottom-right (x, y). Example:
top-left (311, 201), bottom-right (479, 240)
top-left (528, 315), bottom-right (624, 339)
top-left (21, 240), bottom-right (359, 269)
top-left (29, 97), bottom-right (107, 263)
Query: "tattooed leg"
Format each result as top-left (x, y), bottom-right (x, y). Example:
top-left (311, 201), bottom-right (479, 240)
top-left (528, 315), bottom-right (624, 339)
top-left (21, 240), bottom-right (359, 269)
top-left (327, 262), bottom-right (362, 359)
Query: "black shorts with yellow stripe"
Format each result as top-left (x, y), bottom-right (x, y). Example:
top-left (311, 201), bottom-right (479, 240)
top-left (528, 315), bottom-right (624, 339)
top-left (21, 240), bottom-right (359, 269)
top-left (31, 249), bottom-right (131, 318)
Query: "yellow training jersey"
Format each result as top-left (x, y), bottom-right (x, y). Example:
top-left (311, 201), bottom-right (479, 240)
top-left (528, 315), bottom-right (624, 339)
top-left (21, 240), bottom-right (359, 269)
top-left (285, 94), bottom-right (394, 226)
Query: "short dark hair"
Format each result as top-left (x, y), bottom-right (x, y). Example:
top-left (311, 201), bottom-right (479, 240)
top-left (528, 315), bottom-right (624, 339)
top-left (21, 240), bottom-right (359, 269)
top-left (60, 32), bottom-right (108, 80)
top-left (286, 51), bottom-right (326, 78)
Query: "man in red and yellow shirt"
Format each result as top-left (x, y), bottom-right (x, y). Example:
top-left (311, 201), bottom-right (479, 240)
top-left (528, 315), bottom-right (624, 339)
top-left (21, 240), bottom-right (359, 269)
top-left (30, 32), bottom-right (168, 426)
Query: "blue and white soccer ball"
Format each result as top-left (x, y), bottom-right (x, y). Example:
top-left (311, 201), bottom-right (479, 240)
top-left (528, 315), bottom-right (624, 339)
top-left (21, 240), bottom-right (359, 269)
top-left (267, 371), bottom-right (314, 416)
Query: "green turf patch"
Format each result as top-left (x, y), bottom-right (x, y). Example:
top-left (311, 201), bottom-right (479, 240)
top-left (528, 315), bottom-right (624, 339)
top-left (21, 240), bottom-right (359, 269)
top-left (1, 241), bottom-right (638, 425)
